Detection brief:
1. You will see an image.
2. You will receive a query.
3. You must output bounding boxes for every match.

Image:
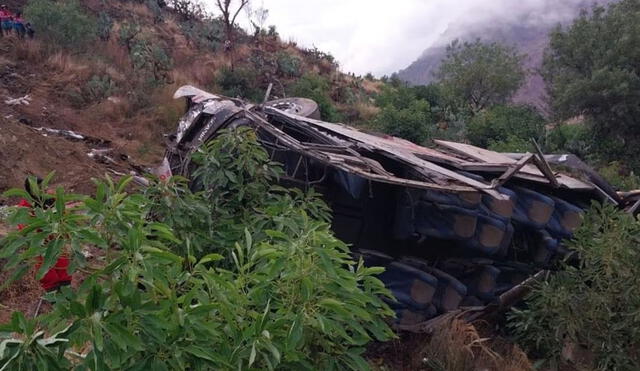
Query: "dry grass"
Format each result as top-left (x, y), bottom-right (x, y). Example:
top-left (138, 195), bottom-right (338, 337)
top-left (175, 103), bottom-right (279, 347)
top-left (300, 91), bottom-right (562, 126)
top-left (46, 52), bottom-right (90, 76)
top-left (129, 2), bottom-right (153, 19)
top-left (355, 103), bottom-right (381, 122)
top-left (362, 79), bottom-right (384, 94)
top-left (10, 38), bottom-right (47, 64)
top-left (421, 318), bottom-right (532, 371)
top-left (102, 37), bottom-right (134, 75)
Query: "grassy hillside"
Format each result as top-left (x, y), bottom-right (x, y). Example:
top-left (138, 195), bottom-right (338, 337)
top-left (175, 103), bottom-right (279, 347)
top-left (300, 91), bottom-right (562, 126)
top-left (0, 0), bottom-right (381, 193)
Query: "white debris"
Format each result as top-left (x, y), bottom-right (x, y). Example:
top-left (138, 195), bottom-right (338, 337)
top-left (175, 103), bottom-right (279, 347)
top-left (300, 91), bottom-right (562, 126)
top-left (5, 94), bottom-right (32, 106)
top-left (34, 127), bottom-right (84, 140)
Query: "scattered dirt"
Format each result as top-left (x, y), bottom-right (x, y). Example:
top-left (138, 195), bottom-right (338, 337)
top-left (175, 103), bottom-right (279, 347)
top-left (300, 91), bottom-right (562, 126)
top-left (0, 266), bottom-right (49, 324)
top-left (0, 118), bottom-right (106, 195)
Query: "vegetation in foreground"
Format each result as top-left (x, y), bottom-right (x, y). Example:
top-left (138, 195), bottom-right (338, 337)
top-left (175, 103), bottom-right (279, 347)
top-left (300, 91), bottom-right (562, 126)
top-left (0, 130), bottom-right (395, 370)
top-left (509, 203), bottom-right (640, 370)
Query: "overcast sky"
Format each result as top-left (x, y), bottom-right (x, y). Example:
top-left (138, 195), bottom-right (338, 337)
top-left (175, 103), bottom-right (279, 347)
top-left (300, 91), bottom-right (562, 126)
top-left (220, 0), bottom-right (600, 76)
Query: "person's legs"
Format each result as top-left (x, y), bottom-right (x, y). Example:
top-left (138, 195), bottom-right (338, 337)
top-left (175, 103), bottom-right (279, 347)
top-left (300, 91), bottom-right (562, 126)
top-left (14, 22), bottom-right (24, 38)
top-left (1, 20), bottom-right (12, 36)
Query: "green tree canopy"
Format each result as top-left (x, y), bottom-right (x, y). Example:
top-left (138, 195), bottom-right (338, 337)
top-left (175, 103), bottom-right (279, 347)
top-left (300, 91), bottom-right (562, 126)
top-left (436, 39), bottom-right (526, 114)
top-left (467, 104), bottom-right (545, 151)
top-left (543, 0), bottom-right (640, 168)
top-left (372, 85), bottom-right (439, 144)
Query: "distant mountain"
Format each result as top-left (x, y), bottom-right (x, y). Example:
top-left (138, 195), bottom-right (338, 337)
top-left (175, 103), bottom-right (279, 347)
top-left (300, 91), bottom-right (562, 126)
top-left (397, 0), bottom-right (613, 112)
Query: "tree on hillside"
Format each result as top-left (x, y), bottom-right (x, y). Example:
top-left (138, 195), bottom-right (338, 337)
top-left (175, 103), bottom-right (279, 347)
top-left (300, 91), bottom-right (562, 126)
top-left (373, 85), bottom-right (437, 144)
top-left (170, 0), bottom-right (205, 20)
top-left (436, 39), bottom-right (525, 114)
top-left (244, 1), bottom-right (269, 38)
top-left (543, 0), bottom-right (640, 168)
top-left (215, 0), bottom-right (250, 47)
top-left (467, 104), bottom-right (545, 151)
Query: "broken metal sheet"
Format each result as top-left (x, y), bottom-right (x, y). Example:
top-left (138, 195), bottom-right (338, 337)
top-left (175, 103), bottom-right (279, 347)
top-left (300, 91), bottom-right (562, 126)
top-left (269, 109), bottom-right (509, 200)
top-left (173, 85), bottom-right (220, 102)
top-left (507, 153), bottom-right (621, 204)
top-left (246, 111), bottom-right (483, 194)
top-left (434, 140), bottom-right (595, 191)
top-left (265, 97), bottom-right (320, 119)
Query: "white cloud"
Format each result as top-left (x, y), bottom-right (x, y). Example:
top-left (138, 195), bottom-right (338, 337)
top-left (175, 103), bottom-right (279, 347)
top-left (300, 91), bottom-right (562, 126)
top-left (205, 0), bottom-right (603, 76)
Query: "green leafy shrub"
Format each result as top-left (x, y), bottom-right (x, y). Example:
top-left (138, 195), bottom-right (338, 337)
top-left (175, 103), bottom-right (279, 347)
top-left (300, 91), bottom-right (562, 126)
top-left (86, 74), bottom-right (117, 101)
top-left (97, 12), bottom-right (114, 41)
top-left (216, 66), bottom-right (262, 101)
top-left (374, 99), bottom-right (434, 144)
top-left (487, 135), bottom-right (532, 153)
top-left (180, 18), bottom-right (224, 51)
top-left (169, 0), bottom-right (205, 21)
top-left (467, 104), bottom-right (545, 149)
top-left (277, 51), bottom-right (302, 77)
top-left (0, 130), bottom-right (395, 370)
top-left (372, 85), bottom-right (439, 144)
top-left (508, 203), bottom-right (640, 370)
top-left (25, 0), bottom-right (98, 50)
top-left (544, 123), bottom-right (592, 158)
top-left (118, 21), bottom-right (142, 50)
top-left (597, 161), bottom-right (640, 191)
top-left (119, 23), bottom-right (173, 86)
top-left (147, 0), bottom-right (164, 23)
top-left (67, 74), bottom-right (118, 108)
top-left (290, 73), bottom-right (341, 122)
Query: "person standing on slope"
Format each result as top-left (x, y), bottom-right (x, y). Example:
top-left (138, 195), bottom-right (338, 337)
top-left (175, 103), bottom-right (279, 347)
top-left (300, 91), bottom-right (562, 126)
top-left (12, 11), bottom-right (26, 38)
top-left (0, 5), bottom-right (13, 37)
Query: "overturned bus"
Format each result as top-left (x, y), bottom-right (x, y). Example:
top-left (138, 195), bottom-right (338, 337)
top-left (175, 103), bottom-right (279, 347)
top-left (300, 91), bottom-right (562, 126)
top-left (160, 86), bottom-right (625, 331)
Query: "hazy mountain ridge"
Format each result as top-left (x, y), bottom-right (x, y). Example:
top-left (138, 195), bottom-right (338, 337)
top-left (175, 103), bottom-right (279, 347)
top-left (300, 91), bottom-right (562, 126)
top-left (397, 0), bottom-right (613, 110)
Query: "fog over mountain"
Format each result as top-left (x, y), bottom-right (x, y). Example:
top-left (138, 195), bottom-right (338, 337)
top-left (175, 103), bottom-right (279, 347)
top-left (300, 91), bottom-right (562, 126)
top-left (397, 0), bottom-right (613, 110)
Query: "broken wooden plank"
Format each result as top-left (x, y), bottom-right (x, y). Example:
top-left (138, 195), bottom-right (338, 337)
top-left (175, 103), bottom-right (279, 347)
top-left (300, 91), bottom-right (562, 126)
top-left (531, 138), bottom-right (560, 188)
top-left (491, 153), bottom-right (535, 188)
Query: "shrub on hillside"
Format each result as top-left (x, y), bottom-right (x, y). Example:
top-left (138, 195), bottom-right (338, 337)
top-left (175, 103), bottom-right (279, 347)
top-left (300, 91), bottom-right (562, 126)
top-left (0, 129), bottom-right (395, 370)
top-left (24, 0), bottom-right (97, 50)
top-left (170, 0), bottom-right (205, 20)
top-left (487, 135), bottom-right (532, 153)
top-left (374, 99), bottom-right (435, 144)
top-left (180, 18), bottom-right (224, 51)
top-left (290, 73), bottom-right (341, 122)
top-left (508, 203), bottom-right (640, 370)
top-left (67, 74), bottom-right (118, 107)
top-left (118, 22), bottom-right (173, 86)
top-left (97, 12), bottom-right (114, 41)
top-left (372, 85), bottom-right (439, 144)
top-left (597, 161), bottom-right (640, 191)
top-left (276, 51), bottom-right (302, 78)
top-left (216, 66), bottom-right (262, 101)
top-left (467, 104), bottom-right (545, 150)
top-left (544, 123), bottom-right (592, 159)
